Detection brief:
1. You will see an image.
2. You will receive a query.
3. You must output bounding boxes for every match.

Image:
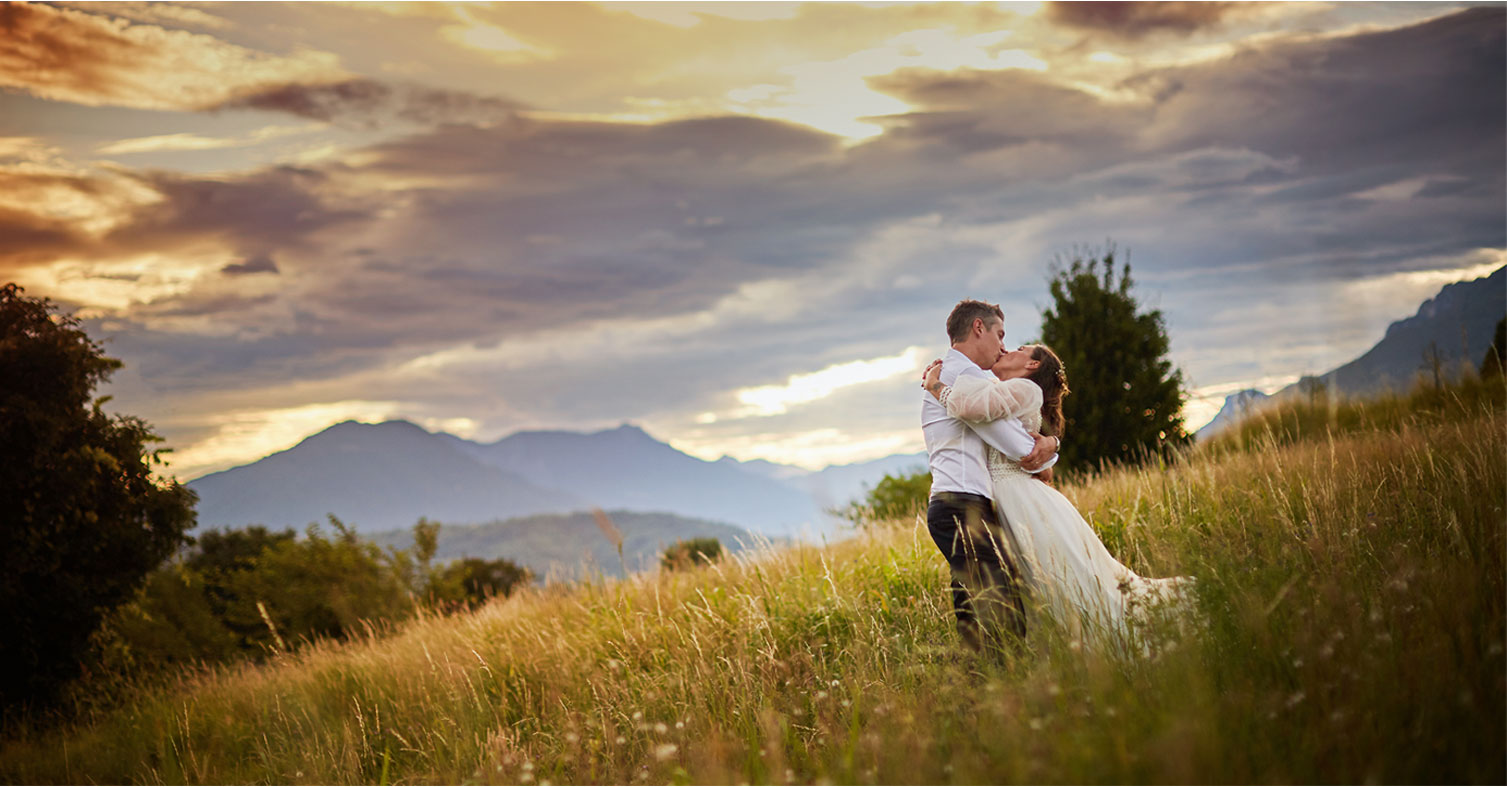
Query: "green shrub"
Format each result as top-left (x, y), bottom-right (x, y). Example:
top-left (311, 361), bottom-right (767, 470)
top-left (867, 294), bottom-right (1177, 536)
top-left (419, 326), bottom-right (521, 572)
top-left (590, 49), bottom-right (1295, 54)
top-left (660, 537), bottom-right (724, 571)
top-left (427, 557), bottom-right (532, 610)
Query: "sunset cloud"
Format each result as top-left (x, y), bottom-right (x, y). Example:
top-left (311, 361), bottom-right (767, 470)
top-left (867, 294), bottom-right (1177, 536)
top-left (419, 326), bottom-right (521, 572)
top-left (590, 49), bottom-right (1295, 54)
top-left (0, 1), bottom-right (344, 111)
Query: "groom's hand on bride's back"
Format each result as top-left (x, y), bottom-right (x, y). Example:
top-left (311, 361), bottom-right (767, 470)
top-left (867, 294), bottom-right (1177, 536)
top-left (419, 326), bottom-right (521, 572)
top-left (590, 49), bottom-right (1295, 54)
top-left (1021, 432), bottom-right (1056, 473)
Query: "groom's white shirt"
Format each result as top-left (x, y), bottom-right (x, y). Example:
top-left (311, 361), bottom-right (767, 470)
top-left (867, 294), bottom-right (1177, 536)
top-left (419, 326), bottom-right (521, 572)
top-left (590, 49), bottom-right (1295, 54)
top-left (922, 348), bottom-right (1057, 498)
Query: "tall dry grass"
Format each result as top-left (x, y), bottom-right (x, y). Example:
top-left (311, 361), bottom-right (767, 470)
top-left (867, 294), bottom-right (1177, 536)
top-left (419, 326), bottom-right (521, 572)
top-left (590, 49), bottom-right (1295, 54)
top-left (1, 389), bottom-right (1502, 784)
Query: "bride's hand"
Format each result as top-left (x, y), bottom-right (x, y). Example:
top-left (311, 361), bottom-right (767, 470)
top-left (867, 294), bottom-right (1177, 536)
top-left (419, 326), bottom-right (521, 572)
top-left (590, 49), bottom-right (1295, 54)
top-left (1020, 432), bottom-right (1056, 471)
top-left (922, 360), bottom-right (943, 396)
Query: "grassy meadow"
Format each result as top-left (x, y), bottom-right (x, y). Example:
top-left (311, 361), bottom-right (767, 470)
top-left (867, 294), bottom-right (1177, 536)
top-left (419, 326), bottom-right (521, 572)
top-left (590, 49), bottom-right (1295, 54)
top-left (1, 379), bottom-right (1503, 784)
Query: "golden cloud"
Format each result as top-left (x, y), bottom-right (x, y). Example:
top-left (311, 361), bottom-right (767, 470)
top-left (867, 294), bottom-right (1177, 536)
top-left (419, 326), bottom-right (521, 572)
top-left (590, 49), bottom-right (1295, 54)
top-left (0, 2), bottom-right (345, 111)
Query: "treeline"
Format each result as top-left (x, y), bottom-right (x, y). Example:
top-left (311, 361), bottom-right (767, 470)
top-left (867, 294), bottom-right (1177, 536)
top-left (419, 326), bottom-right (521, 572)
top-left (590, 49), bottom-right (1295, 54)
top-left (78, 517), bottom-right (530, 704)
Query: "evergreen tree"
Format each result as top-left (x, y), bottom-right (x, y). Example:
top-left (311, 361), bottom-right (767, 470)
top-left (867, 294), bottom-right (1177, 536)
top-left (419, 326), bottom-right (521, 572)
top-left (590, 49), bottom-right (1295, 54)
top-left (0, 283), bottom-right (197, 709)
top-left (1040, 248), bottom-right (1190, 471)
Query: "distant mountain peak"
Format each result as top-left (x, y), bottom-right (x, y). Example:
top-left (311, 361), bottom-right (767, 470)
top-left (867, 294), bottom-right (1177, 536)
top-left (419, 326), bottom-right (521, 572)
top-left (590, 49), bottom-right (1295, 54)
top-left (326, 418), bottom-right (424, 433)
top-left (602, 422), bottom-right (653, 439)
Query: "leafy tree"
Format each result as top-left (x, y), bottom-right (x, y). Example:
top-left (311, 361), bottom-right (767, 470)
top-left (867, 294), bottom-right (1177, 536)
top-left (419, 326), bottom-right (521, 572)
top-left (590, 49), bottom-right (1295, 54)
top-left (185, 525), bottom-right (298, 647)
top-left (89, 562), bottom-right (238, 676)
top-left (1481, 317), bottom-right (1505, 378)
top-left (0, 283), bottom-right (197, 708)
top-left (661, 537), bottom-right (724, 572)
top-left (1040, 247), bottom-right (1191, 471)
top-left (217, 515), bottom-right (412, 650)
top-left (840, 470), bottom-right (932, 526)
top-left (428, 557), bottom-right (532, 609)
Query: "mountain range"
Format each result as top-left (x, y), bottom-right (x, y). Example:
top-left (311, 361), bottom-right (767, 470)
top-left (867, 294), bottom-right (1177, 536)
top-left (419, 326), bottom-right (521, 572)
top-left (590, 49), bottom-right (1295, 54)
top-left (188, 421), bottom-right (901, 541)
top-left (1197, 265), bottom-right (1504, 439)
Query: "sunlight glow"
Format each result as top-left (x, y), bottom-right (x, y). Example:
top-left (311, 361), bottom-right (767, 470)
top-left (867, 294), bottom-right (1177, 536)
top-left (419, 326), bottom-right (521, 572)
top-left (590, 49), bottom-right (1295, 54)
top-left (97, 124), bottom-right (320, 155)
top-left (165, 401), bottom-right (405, 480)
top-left (1341, 250), bottom-right (1506, 316)
top-left (727, 28), bottom-right (1047, 142)
top-left (18, 252), bottom-right (221, 313)
top-left (733, 347), bottom-right (925, 417)
top-left (441, 5), bottom-right (549, 60)
top-left (615, 2), bottom-right (805, 28)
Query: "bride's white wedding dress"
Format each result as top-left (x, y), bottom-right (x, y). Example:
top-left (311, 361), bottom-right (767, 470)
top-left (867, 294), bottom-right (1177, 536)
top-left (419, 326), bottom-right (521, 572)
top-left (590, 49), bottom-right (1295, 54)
top-left (940, 375), bottom-right (1194, 649)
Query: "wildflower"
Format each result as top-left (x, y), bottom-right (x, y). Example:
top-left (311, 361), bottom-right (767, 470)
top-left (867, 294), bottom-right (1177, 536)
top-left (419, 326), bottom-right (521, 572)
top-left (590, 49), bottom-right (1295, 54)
top-left (652, 744), bottom-right (679, 761)
top-left (675, 721), bottom-right (685, 730)
top-left (653, 722), bottom-right (668, 734)
top-left (615, 736), bottom-right (627, 745)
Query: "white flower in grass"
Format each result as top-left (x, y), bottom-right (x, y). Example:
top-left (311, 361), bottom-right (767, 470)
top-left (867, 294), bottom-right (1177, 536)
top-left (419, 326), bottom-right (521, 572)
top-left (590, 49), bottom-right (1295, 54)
top-left (653, 743), bottom-right (679, 761)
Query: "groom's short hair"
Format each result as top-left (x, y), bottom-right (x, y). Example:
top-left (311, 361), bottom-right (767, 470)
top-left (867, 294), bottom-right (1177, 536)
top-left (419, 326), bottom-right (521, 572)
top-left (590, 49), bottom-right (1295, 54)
top-left (946, 299), bottom-right (1004, 343)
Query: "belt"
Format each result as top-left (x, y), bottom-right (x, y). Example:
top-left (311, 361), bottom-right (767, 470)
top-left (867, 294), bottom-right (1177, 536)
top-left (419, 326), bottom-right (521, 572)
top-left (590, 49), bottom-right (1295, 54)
top-left (930, 491), bottom-right (991, 505)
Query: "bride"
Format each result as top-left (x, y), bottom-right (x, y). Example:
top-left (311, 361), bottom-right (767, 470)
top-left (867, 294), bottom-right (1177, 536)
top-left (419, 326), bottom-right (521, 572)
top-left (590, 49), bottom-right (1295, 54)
top-left (923, 344), bottom-right (1193, 650)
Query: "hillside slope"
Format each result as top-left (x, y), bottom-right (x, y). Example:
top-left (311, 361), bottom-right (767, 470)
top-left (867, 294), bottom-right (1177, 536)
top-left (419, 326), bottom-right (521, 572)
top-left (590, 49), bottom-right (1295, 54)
top-left (7, 385), bottom-right (1501, 784)
top-left (363, 510), bottom-right (761, 579)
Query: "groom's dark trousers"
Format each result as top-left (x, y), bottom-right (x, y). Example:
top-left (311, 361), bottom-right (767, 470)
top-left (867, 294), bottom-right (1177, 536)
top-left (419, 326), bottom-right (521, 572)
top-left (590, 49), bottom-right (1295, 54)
top-left (926, 491), bottom-right (1027, 654)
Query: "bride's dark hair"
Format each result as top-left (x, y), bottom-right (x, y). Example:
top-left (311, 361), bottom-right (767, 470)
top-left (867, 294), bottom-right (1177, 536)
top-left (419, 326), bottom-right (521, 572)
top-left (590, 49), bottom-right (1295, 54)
top-left (1025, 344), bottom-right (1069, 437)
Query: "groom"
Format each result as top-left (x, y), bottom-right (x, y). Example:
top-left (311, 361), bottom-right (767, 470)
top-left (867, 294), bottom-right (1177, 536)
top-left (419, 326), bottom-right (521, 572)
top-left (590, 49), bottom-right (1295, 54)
top-left (921, 299), bottom-right (1057, 655)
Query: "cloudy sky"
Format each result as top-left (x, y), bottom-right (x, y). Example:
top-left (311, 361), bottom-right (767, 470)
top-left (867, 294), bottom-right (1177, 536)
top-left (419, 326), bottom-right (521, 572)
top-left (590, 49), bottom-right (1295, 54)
top-left (4, 0), bottom-right (1503, 479)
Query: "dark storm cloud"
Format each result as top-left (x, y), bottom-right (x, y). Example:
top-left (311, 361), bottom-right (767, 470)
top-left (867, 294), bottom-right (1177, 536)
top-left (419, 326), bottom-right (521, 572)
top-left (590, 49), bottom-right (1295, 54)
top-left (1130, 6), bottom-right (1505, 173)
top-left (1045, 2), bottom-right (1245, 39)
top-left (863, 7), bottom-right (1505, 279)
top-left (213, 78), bottom-right (526, 129)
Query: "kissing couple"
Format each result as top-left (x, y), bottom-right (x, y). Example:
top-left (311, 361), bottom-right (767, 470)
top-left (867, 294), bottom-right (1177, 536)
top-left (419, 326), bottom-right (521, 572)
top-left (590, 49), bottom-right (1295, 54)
top-left (919, 299), bottom-right (1193, 657)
